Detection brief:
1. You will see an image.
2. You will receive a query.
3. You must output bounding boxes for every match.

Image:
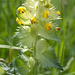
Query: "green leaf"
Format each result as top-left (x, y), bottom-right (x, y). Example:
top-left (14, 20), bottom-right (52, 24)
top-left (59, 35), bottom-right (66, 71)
top-left (36, 39), bottom-right (49, 53)
top-left (0, 61), bottom-right (19, 75)
top-left (30, 24), bottom-right (38, 38)
top-left (36, 46), bottom-right (63, 70)
top-left (15, 55), bottom-right (35, 75)
top-left (0, 54), bottom-right (32, 75)
top-left (0, 34), bottom-right (12, 46)
top-left (37, 25), bottom-right (59, 41)
top-left (15, 57), bottom-right (29, 75)
top-left (14, 26), bottom-right (35, 48)
top-left (0, 66), bottom-right (5, 75)
top-left (27, 57), bottom-right (35, 69)
top-left (44, 3), bottom-right (53, 8)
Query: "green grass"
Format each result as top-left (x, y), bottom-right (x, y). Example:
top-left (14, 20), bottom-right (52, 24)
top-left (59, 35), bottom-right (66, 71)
top-left (0, 0), bottom-right (75, 75)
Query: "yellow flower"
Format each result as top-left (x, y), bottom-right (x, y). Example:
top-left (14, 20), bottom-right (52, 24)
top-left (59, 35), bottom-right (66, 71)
top-left (44, 11), bottom-right (49, 19)
top-left (17, 6), bottom-right (26, 14)
top-left (35, 2), bottom-right (38, 10)
top-left (56, 11), bottom-right (61, 16)
top-left (46, 23), bottom-right (52, 31)
top-left (16, 18), bottom-right (21, 24)
top-left (55, 27), bottom-right (60, 31)
top-left (36, 5), bottom-right (38, 9)
top-left (31, 17), bottom-right (36, 24)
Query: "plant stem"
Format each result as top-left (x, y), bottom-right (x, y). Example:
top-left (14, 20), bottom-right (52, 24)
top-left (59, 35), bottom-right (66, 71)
top-left (33, 36), bottom-right (38, 75)
top-left (0, 58), bottom-right (9, 64)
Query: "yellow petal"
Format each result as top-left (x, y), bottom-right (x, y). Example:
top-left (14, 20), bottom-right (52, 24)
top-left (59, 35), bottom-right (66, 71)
top-left (44, 11), bottom-right (49, 19)
top-left (17, 6), bottom-right (26, 14)
top-left (31, 17), bottom-right (36, 24)
top-left (46, 23), bottom-right (52, 31)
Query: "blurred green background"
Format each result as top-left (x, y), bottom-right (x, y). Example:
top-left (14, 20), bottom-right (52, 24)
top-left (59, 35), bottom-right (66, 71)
top-left (0, 0), bottom-right (75, 75)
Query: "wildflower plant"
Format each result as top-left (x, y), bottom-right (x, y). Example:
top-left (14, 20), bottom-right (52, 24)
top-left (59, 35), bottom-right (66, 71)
top-left (15, 0), bottom-right (63, 74)
top-left (0, 0), bottom-right (63, 75)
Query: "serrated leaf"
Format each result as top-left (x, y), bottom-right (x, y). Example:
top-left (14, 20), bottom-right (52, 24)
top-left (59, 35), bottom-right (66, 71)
top-left (0, 54), bottom-right (30, 75)
top-left (23, 0), bottom-right (36, 14)
top-left (15, 55), bottom-right (35, 75)
top-left (36, 46), bottom-right (63, 70)
top-left (14, 26), bottom-right (35, 48)
top-left (36, 39), bottom-right (49, 53)
top-left (15, 57), bottom-right (29, 75)
top-left (0, 62), bottom-right (6, 68)
top-left (0, 34), bottom-right (12, 46)
top-left (37, 25), bottom-right (59, 41)
top-left (1, 61), bottom-right (19, 75)
top-left (48, 9), bottom-right (59, 20)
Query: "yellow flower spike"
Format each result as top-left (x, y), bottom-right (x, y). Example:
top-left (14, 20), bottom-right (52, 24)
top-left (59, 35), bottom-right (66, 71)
top-left (44, 11), bottom-right (49, 19)
top-left (56, 11), bottom-right (61, 16)
top-left (31, 17), bottom-right (36, 24)
top-left (17, 6), bottom-right (26, 14)
top-left (55, 27), bottom-right (60, 31)
top-left (46, 23), bottom-right (52, 31)
top-left (16, 18), bottom-right (21, 24)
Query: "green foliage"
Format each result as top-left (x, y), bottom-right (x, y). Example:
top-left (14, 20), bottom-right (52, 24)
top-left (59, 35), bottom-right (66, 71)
top-left (15, 55), bottom-right (29, 75)
top-left (36, 46), bottom-right (63, 70)
top-left (14, 0), bottom-right (63, 74)
top-left (14, 26), bottom-right (35, 48)
top-left (37, 25), bottom-right (59, 41)
top-left (0, 0), bottom-right (75, 75)
top-left (36, 39), bottom-right (49, 53)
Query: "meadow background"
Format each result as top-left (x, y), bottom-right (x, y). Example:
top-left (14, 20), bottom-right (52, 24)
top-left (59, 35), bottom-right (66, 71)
top-left (0, 0), bottom-right (75, 75)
